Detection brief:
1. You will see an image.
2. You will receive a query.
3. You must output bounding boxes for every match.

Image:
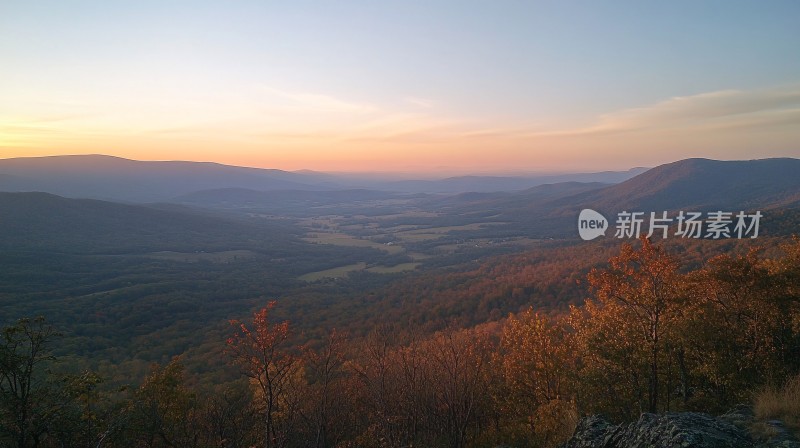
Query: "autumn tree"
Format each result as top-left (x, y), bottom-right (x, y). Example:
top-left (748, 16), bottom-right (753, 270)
top-left (422, 327), bottom-right (494, 448)
top-left (682, 238), bottom-right (800, 407)
top-left (350, 325), bottom-right (496, 448)
top-left (573, 237), bottom-right (685, 416)
top-left (125, 357), bottom-right (204, 448)
top-left (764, 236), bottom-right (800, 374)
top-left (202, 386), bottom-right (260, 448)
top-left (349, 325), bottom-right (408, 447)
top-left (500, 309), bottom-right (576, 446)
top-left (301, 329), bottom-right (350, 448)
top-left (227, 301), bottom-right (300, 448)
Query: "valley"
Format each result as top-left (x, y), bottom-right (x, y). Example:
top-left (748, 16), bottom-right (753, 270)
top-left (1, 156), bottom-right (799, 447)
top-left (2, 158), bottom-right (799, 378)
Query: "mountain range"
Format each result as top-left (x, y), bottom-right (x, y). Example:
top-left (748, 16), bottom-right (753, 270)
top-left (418, 158), bottom-right (800, 218)
top-left (1, 156), bottom-right (798, 242)
top-left (561, 157), bottom-right (800, 212)
top-left (0, 154), bottom-right (647, 201)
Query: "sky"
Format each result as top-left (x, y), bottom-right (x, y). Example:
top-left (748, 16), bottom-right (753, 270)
top-left (1, 1), bottom-right (799, 174)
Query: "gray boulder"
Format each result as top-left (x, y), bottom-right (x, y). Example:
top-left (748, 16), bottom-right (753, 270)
top-left (563, 412), bottom-right (754, 448)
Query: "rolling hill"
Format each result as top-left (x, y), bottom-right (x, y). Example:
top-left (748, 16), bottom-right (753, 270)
top-left (0, 191), bottom-right (397, 372)
top-left (0, 155), bottom-right (337, 202)
top-left (0, 191), bottom-right (301, 254)
top-left (377, 168), bottom-right (648, 193)
top-left (561, 157), bottom-right (800, 213)
top-left (460, 158), bottom-right (800, 238)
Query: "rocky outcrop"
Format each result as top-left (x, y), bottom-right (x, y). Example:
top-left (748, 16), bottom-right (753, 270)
top-left (562, 407), bottom-right (799, 448)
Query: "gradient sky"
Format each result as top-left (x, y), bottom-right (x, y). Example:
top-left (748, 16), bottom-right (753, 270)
top-left (1, 1), bottom-right (799, 174)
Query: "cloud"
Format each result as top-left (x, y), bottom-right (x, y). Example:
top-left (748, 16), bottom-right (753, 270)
top-left (4, 79), bottom-right (798, 172)
top-left (255, 85), bottom-right (377, 114)
top-left (403, 97), bottom-right (437, 109)
top-left (539, 85), bottom-right (800, 137)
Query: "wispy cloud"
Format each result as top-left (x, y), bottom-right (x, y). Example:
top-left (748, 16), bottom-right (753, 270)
top-left (4, 80), bottom-right (798, 171)
top-left (538, 85), bottom-right (800, 137)
top-left (255, 85), bottom-right (377, 114)
top-left (403, 97), bottom-right (437, 109)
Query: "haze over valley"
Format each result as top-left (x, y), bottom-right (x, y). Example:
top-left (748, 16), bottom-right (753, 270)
top-left (2, 155), bottom-right (799, 377)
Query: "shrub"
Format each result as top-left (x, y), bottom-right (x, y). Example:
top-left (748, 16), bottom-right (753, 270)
top-left (754, 374), bottom-right (800, 431)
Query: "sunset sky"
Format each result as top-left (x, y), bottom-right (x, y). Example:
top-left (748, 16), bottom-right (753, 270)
top-left (1, 1), bottom-right (799, 174)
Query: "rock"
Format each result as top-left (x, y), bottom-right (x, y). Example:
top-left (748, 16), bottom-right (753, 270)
top-left (756, 420), bottom-right (800, 448)
top-left (562, 411), bottom-right (754, 448)
top-left (718, 404), bottom-right (755, 430)
top-left (562, 415), bottom-right (615, 448)
top-left (718, 404), bottom-right (800, 448)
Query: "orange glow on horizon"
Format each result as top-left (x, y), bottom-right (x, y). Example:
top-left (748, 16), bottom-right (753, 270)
top-left (3, 84), bottom-right (800, 174)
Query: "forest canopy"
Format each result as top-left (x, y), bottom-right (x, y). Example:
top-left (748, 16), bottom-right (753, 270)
top-left (2, 237), bottom-right (799, 447)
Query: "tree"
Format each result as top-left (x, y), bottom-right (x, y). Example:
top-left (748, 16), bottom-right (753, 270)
top-left (423, 327), bottom-right (494, 448)
top-left (349, 325), bottom-right (407, 447)
top-left (126, 358), bottom-right (203, 448)
top-left (500, 309), bottom-right (574, 442)
top-left (302, 329), bottom-right (349, 448)
top-left (0, 317), bottom-right (59, 448)
top-left (575, 237), bottom-right (685, 415)
top-left (55, 369), bottom-right (108, 448)
top-left (227, 302), bottom-right (299, 448)
top-left (202, 385), bottom-right (260, 448)
top-left (682, 240), bottom-right (800, 407)
top-left (765, 236), bottom-right (800, 374)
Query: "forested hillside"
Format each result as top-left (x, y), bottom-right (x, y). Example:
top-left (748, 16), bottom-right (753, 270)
top-left (2, 237), bottom-right (799, 447)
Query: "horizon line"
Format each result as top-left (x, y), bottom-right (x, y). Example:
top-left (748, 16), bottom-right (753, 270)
top-left (4, 152), bottom-right (798, 178)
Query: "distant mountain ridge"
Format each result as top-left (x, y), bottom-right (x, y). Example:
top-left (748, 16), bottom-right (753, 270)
top-left (0, 155), bottom-right (335, 202)
top-left (425, 157), bottom-right (800, 221)
top-left (0, 154), bottom-right (647, 201)
top-left (2, 155), bottom-right (798, 211)
top-left (417, 157), bottom-right (800, 238)
top-left (559, 157), bottom-right (800, 213)
top-left (378, 169), bottom-right (647, 193)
